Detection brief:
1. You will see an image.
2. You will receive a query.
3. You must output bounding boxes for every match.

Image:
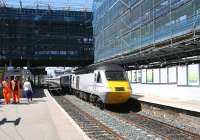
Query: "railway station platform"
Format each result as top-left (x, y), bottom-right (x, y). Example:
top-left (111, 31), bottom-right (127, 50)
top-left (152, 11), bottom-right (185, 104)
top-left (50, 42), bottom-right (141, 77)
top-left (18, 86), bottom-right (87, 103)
top-left (131, 92), bottom-right (200, 113)
top-left (0, 88), bottom-right (90, 140)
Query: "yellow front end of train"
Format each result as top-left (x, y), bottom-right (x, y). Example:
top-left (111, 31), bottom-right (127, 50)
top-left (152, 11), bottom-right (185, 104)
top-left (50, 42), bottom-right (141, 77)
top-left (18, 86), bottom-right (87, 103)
top-left (106, 81), bottom-right (131, 104)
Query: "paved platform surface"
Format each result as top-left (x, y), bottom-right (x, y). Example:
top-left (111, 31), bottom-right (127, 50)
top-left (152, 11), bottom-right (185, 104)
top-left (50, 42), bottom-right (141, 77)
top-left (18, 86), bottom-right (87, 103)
top-left (0, 88), bottom-right (90, 140)
top-left (132, 93), bottom-right (200, 113)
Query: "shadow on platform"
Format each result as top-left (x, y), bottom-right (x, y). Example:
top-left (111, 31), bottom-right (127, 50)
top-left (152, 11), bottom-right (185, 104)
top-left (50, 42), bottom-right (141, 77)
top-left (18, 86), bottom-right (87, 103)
top-left (0, 117), bottom-right (21, 126)
top-left (106, 98), bottom-right (142, 113)
top-left (131, 94), bottom-right (144, 99)
top-left (32, 88), bottom-right (46, 98)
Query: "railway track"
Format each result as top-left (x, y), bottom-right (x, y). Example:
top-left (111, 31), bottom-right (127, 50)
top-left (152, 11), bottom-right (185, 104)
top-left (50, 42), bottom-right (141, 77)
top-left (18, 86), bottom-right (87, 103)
top-left (52, 93), bottom-right (124, 140)
top-left (51, 93), bottom-right (164, 140)
top-left (108, 109), bottom-right (200, 140)
top-left (50, 90), bottom-right (200, 140)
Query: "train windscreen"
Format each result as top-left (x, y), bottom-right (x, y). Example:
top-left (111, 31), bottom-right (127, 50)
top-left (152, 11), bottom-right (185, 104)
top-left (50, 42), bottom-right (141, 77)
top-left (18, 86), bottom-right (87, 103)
top-left (105, 71), bottom-right (127, 81)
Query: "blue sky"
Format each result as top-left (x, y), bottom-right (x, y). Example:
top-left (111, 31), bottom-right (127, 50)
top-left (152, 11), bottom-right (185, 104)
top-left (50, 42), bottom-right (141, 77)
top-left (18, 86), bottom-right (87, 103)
top-left (7, 0), bottom-right (93, 10)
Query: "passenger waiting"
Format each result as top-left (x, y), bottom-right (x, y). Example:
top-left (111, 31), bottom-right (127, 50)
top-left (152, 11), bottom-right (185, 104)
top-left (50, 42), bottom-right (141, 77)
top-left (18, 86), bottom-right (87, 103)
top-left (23, 78), bottom-right (33, 103)
top-left (11, 76), bottom-right (20, 104)
top-left (1, 77), bottom-right (11, 104)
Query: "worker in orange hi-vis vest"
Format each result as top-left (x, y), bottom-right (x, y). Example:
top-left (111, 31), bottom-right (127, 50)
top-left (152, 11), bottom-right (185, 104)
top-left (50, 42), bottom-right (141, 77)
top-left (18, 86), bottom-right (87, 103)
top-left (11, 76), bottom-right (21, 104)
top-left (2, 77), bottom-right (11, 104)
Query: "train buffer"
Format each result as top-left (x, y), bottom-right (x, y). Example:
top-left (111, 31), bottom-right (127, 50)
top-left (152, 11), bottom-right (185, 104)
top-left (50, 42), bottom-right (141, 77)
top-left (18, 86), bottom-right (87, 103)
top-left (0, 88), bottom-right (90, 140)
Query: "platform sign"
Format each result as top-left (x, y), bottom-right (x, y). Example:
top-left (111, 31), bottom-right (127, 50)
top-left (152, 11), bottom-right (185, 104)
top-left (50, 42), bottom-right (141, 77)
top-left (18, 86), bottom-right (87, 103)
top-left (142, 69), bottom-right (146, 83)
top-left (153, 69), bottom-right (160, 83)
top-left (147, 69), bottom-right (153, 83)
top-left (178, 65), bottom-right (187, 85)
top-left (160, 68), bottom-right (168, 83)
top-left (188, 64), bottom-right (199, 86)
top-left (168, 67), bottom-right (177, 83)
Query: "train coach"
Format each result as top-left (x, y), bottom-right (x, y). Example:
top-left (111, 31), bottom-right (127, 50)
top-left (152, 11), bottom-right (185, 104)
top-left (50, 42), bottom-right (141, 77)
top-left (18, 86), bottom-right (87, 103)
top-left (46, 74), bottom-right (71, 92)
top-left (71, 64), bottom-right (132, 109)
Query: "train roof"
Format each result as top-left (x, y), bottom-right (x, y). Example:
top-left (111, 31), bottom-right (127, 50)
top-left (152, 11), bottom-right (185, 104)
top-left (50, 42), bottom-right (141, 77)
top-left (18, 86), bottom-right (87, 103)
top-left (74, 63), bottom-right (124, 74)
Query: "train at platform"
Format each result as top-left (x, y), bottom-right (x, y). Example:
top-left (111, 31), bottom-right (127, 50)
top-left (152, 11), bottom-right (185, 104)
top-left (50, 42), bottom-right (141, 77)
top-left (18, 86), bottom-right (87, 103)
top-left (47, 64), bottom-right (132, 109)
top-left (46, 74), bottom-right (71, 91)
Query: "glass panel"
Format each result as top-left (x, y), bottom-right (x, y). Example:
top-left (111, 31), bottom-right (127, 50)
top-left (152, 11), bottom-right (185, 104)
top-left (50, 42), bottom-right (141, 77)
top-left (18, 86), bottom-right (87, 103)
top-left (188, 64), bottom-right (199, 86)
top-left (178, 65), bottom-right (187, 85)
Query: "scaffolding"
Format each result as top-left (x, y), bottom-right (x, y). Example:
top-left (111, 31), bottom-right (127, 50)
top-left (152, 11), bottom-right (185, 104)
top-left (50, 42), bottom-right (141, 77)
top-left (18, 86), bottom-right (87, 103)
top-left (93, 0), bottom-right (200, 64)
top-left (0, 6), bottom-right (93, 66)
top-left (1, 0), bottom-right (93, 11)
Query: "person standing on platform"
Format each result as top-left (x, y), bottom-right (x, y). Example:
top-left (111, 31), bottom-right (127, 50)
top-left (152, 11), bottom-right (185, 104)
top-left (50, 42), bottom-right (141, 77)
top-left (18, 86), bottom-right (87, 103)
top-left (11, 76), bottom-right (20, 104)
top-left (1, 77), bottom-right (11, 104)
top-left (23, 78), bottom-right (33, 103)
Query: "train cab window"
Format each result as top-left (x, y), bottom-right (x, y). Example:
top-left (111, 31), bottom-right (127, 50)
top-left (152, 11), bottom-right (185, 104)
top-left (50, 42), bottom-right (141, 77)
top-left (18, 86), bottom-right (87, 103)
top-left (97, 72), bottom-right (102, 83)
top-left (106, 71), bottom-right (127, 81)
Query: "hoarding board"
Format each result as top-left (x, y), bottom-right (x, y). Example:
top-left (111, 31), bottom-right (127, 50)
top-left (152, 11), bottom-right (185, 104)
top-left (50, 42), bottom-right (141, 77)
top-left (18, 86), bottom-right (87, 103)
top-left (147, 69), bottom-right (153, 83)
top-left (160, 68), bottom-right (168, 83)
top-left (153, 69), bottom-right (160, 83)
top-left (178, 65), bottom-right (187, 85)
top-left (168, 67), bottom-right (177, 83)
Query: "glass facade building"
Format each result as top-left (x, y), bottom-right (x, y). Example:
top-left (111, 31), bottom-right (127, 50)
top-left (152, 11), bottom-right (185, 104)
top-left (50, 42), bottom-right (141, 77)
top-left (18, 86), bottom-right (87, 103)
top-left (93, 0), bottom-right (200, 63)
top-left (0, 7), bottom-right (93, 66)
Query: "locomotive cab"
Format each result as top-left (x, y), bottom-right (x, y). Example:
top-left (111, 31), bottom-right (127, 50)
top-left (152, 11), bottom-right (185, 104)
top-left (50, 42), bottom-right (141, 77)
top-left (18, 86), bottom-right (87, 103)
top-left (105, 70), bottom-right (131, 104)
top-left (94, 67), bottom-right (131, 104)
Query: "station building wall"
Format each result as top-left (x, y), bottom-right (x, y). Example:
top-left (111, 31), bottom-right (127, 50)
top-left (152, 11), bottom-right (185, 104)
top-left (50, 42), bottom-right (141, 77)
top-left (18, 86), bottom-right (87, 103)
top-left (127, 64), bottom-right (200, 101)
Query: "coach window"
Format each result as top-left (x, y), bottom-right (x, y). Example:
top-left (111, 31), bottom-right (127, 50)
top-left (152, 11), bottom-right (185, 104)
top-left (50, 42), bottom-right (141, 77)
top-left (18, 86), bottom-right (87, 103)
top-left (97, 72), bottom-right (102, 83)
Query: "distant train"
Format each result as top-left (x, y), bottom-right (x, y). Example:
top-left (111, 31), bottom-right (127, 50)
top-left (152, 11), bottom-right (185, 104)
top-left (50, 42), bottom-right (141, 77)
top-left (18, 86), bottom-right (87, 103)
top-left (47, 64), bottom-right (132, 109)
top-left (46, 74), bottom-right (71, 92)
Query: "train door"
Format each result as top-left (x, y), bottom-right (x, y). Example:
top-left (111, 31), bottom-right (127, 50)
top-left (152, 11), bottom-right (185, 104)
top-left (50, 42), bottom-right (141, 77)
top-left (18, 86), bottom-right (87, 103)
top-left (94, 71), bottom-right (103, 94)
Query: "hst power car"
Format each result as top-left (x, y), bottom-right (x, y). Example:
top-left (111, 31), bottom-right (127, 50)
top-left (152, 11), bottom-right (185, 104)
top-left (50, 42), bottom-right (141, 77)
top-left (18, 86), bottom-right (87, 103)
top-left (71, 64), bottom-right (132, 109)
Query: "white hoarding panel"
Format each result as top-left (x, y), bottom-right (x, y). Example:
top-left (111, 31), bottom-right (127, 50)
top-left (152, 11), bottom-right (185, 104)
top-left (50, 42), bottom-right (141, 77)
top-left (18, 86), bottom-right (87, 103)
top-left (178, 65), bottom-right (187, 85)
top-left (127, 71), bottom-right (132, 82)
top-left (153, 69), bottom-right (160, 83)
top-left (132, 70), bottom-right (137, 82)
top-left (147, 69), bottom-right (153, 83)
top-left (142, 69), bottom-right (146, 83)
top-left (160, 68), bottom-right (168, 83)
top-left (168, 67), bottom-right (177, 83)
top-left (188, 64), bottom-right (199, 86)
top-left (137, 70), bottom-right (142, 83)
